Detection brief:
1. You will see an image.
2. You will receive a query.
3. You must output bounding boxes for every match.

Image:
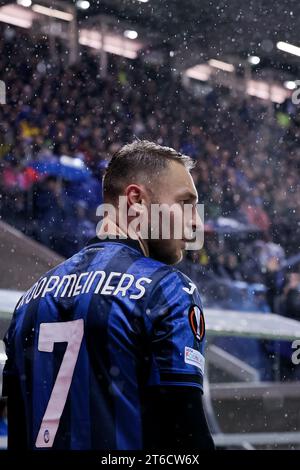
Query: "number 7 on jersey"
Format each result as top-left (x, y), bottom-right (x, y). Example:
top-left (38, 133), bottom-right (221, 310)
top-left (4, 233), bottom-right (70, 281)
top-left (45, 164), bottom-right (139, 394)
top-left (35, 319), bottom-right (84, 448)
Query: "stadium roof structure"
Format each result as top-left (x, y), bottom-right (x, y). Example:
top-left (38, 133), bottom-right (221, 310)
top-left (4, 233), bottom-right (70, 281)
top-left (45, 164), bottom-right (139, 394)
top-left (1, 0), bottom-right (300, 74)
top-left (0, 220), bottom-right (64, 291)
top-left (83, 1), bottom-right (300, 60)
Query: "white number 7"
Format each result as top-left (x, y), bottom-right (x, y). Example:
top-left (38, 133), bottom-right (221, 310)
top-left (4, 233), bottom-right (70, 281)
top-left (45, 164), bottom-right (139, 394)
top-left (35, 319), bottom-right (84, 448)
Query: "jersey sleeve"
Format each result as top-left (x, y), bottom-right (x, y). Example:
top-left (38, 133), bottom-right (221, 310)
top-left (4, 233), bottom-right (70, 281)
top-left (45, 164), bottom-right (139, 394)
top-left (1, 306), bottom-right (19, 398)
top-left (144, 269), bottom-right (206, 391)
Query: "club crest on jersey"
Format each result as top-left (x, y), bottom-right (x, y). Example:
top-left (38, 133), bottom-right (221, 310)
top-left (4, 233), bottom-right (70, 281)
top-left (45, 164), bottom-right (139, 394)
top-left (188, 305), bottom-right (205, 342)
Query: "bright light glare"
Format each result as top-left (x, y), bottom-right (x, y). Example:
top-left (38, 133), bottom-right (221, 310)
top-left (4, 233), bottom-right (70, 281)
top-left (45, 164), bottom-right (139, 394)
top-left (277, 41), bottom-right (300, 57)
top-left (17, 0), bottom-right (32, 6)
top-left (32, 4), bottom-right (73, 21)
top-left (209, 59), bottom-right (235, 72)
top-left (124, 30), bottom-right (138, 40)
top-left (284, 81), bottom-right (297, 90)
top-left (248, 56), bottom-right (260, 65)
top-left (76, 0), bottom-right (90, 10)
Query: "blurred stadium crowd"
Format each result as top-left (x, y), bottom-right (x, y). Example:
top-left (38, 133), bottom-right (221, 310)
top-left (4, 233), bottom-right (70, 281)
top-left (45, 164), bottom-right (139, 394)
top-left (0, 24), bottom-right (299, 320)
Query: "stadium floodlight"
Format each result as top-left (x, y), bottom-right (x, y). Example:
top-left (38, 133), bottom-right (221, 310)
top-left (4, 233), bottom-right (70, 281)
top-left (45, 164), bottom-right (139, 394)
top-left (185, 64), bottom-right (211, 81)
top-left (277, 41), bottom-right (300, 57)
top-left (208, 59), bottom-right (235, 72)
top-left (79, 29), bottom-right (142, 59)
top-left (248, 55), bottom-right (260, 65)
top-left (124, 30), bottom-right (138, 40)
top-left (247, 79), bottom-right (288, 103)
top-left (0, 4), bottom-right (34, 28)
top-left (284, 81), bottom-right (297, 90)
top-left (32, 4), bottom-right (73, 21)
top-left (17, 0), bottom-right (32, 6)
top-left (76, 0), bottom-right (90, 9)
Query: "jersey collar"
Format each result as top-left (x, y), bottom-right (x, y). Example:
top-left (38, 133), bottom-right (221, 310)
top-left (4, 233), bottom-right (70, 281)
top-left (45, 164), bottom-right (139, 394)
top-left (85, 236), bottom-right (145, 255)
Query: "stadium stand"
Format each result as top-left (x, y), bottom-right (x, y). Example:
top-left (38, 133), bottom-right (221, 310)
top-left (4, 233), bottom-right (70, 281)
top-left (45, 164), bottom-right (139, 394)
top-left (0, 11), bottom-right (299, 449)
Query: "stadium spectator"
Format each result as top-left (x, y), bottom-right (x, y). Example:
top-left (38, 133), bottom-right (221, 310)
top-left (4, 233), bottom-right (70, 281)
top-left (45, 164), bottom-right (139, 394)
top-left (0, 24), bottom-right (299, 300)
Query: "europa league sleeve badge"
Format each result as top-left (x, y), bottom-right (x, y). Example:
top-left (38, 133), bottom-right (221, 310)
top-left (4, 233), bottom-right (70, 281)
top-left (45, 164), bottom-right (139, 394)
top-left (188, 304), bottom-right (205, 342)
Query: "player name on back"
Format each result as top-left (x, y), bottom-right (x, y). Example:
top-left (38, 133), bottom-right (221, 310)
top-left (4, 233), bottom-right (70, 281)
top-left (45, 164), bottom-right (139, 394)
top-left (17, 271), bottom-right (153, 308)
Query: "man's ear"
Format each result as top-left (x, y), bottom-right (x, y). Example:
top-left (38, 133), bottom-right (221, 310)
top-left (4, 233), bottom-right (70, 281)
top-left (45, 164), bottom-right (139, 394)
top-left (125, 184), bottom-right (150, 220)
top-left (125, 184), bottom-right (143, 206)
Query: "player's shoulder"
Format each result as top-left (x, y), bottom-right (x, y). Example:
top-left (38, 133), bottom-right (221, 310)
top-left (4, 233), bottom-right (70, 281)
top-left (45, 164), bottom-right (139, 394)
top-left (142, 258), bottom-right (199, 298)
top-left (143, 261), bottom-right (203, 328)
top-left (148, 257), bottom-right (195, 285)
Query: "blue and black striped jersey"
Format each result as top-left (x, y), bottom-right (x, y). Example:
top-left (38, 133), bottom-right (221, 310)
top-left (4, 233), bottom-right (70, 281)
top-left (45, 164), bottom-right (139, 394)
top-left (3, 237), bottom-right (206, 450)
